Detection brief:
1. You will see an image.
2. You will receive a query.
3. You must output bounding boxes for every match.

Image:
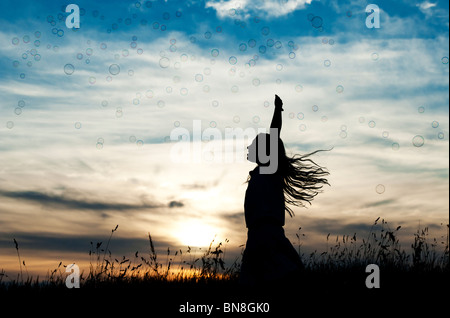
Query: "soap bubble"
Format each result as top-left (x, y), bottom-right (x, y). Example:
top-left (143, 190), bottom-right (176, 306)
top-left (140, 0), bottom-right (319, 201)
top-left (264, 101), bottom-right (270, 108)
top-left (324, 59), bottom-right (331, 67)
top-left (311, 16), bottom-right (323, 28)
top-left (195, 74), bottom-right (203, 82)
top-left (252, 78), bottom-right (260, 86)
top-left (132, 98), bottom-right (139, 105)
top-left (231, 85), bottom-right (239, 93)
top-left (211, 49), bottom-right (219, 57)
top-left (392, 142), bottom-right (400, 151)
top-left (431, 121), bottom-right (439, 128)
top-left (239, 43), bottom-right (247, 51)
top-left (136, 140), bottom-right (144, 147)
top-left (157, 100), bottom-right (166, 108)
top-left (321, 116), bottom-right (328, 122)
top-left (276, 64), bottom-right (283, 71)
top-left (382, 131), bottom-right (389, 138)
top-left (204, 31), bottom-right (212, 39)
top-left (6, 121), bottom-right (14, 129)
top-left (339, 131), bottom-right (347, 139)
top-left (89, 76), bottom-right (96, 85)
top-left (12, 37), bottom-right (19, 45)
top-left (233, 115), bottom-right (240, 123)
top-left (212, 100), bottom-right (219, 107)
top-left (340, 125), bottom-right (347, 131)
top-left (375, 184), bottom-right (385, 194)
top-left (116, 108), bottom-right (123, 118)
top-left (295, 85), bottom-right (303, 92)
top-left (180, 88), bottom-right (188, 96)
top-left (297, 112), bottom-right (304, 120)
top-left (74, 122), bottom-right (82, 129)
top-left (128, 70), bottom-right (134, 76)
top-left (336, 85), bottom-right (344, 93)
top-left (229, 56), bottom-right (237, 65)
top-left (109, 64), bottom-right (120, 75)
top-left (418, 106), bottom-right (425, 113)
top-left (129, 136), bottom-right (137, 143)
top-left (146, 90), bottom-right (154, 98)
top-left (252, 116), bottom-right (260, 124)
top-left (19, 73), bottom-right (25, 79)
top-left (289, 52), bottom-right (296, 59)
top-left (438, 132), bottom-right (444, 139)
top-left (259, 46), bottom-right (266, 54)
top-left (289, 112), bottom-right (295, 119)
top-left (210, 121), bottom-right (217, 128)
top-left (202, 85), bottom-right (210, 93)
top-left (18, 100), bottom-right (25, 108)
top-left (412, 135), bottom-right (424, 147)
top-left (14, 107), bottom-right (22, 115)
top-left (64, 64), bottom-right (75, 75)
top-left (261, 26), bottom-right (270, 36)
top-left (359, 117), bottom-right (365, 123)
top-left (159, 57), bottom-right (170, 68)
top-left (442, 57), bottom-right (449, 64)
top-left (371, 53), bottom-right (379, 61)
top-left (96, 142), bottom-right (104, 150)
top-left (23, 35), bottom-right (30, 43)
top-left (368, 120), bottom-right (376, 128)
top-left (312, 105), bottom-right (319, 112)
top-left (299, 124), bottom-right (306, 131)
top-left (248, 39), bottom-right (256, 47)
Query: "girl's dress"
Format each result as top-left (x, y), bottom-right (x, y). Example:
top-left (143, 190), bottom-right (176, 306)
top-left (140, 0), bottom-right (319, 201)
top-left (240, 166), bottom-right (304, 286)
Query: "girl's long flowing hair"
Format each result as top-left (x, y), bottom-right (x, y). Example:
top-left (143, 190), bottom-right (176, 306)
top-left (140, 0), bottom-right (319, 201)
top-left (248, 134), bottom-right (330, 217)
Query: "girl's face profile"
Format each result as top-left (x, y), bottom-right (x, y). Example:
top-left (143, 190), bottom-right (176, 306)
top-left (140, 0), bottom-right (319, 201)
top-left (247, 138), bottom-right (257, 163)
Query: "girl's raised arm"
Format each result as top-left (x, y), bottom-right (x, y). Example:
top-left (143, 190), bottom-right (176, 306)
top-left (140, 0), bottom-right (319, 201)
top-left (270, 94), bottom-right (284, 139)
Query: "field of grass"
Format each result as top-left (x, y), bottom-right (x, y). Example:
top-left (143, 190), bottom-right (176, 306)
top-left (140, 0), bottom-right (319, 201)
top-left (1, 218), bottom-right (448, 314)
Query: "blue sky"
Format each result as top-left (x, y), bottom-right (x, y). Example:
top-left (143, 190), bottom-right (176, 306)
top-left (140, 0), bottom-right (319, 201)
top-left (0, 0), bottom-right (448, 276)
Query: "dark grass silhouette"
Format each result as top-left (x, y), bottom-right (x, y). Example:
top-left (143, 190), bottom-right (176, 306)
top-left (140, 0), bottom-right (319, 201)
top-left (1, 219), bottom-right (448, 315)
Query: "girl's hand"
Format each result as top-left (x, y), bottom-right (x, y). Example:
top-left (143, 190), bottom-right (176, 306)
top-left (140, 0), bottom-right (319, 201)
top-left (275, 94), bottom-right (283, 111)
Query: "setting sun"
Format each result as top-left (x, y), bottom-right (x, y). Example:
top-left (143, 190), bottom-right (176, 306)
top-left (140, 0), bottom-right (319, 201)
top-left (174, 220), bottom-right (219, 247)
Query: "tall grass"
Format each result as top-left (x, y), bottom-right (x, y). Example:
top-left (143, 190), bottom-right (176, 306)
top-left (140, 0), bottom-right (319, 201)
top-left (1, 219), bottom-right (448, 291)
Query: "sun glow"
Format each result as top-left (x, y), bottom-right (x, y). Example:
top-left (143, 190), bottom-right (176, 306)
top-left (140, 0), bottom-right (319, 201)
top-left (174, 220), bottom-right (218, 247)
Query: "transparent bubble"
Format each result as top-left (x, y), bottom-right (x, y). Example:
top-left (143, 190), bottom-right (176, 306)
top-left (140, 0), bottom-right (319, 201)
top-left (248, 39), bottom-right (256, 48)
top-left (18, 100), bottom-right (25, 108)
top-left (321, 116), bottom-right (328, 122)
top-left (106, 76), bottom-right (112, 82)
top-left (212, 100), bottom-right (219, 107)
top-left (22, 53), bottom-right (28, 60)
top-left (100, 43), bottom-right (107, 50)
top-left (210, 121), bottom-right (217, 128)
top-left (324, 59), bottom-right (331, 67)
top-left (252, 116), bottom-right (260, 124)
top-left (14, 107), bottom-right (22, 115)
top-left (431, 121), bottom-right (439, 128)
top-left (339, 131), bottom-right (347, 139)
top-left (340, 125), bottom-right (347, 131)
top-left (267, 39), bottom-right (275, 47)
top-left (392, 142), bottom-right (400, 151)
top-left (418, 106), bottom-right (425, 113)
top-left (307, 13), bottom-right (315, 21)
top-left (239, 43), bottom-right (247, 51)
top-left (136, 140), bottom-right (144, 147)
top-left (129, 135), bottom-right (137, 143)
top-left (116, 108), bottom-right (123, 118)
top-left (34, 40), bottom-right (40, 47)
top-left (312, 105), bottom-right (319, 112)
top-left (157, 100), bottom-right (165, 108)
top-left (195, 74), bottom-right (203, 82)
top-left (295, 85), bottom-right (303, 93)
top-left (261, 26), bottom-right (270, 36)
top-left (166, 86), bottom-right (173, 94)
top-left (368, 120), bottom-right (376, 128)
top-left (180, 88), bottom-right (188, 96)
top-left (264, 101), bottom-right (270, 108)
top-left (442, 57), bottom-right (449, 64)
top-left (203, 85), bottom-right (210, 93)
top-left (311, 16), bottom-right (323, 28)
top-left (382, 131), bottom-right (389, 138)
top-left (233, 115), bottom-right (240, 123)
top-left (231, 85), bottom-right (239, 93)
top-left (19, 73), bottom-right (25, 79)
top-left (288, 52), bottom-right (296, 59)
top-left (204, 67), bottom-right (212, 75)
top-left (211, 49), bottom-right (219, 57)
top-left (259, 46), bottom-right (266, 54)
top-left (12, 37), bottom-right (19, 45)
top-left (289, 112), bottom-right (295, 119)
top-left (376, 184), bottom-right (385, 194)
top-left (174, 121), bottom-right (180, 127)
top-left (146, 90), bottom-right (154, 98)
top-left (133, 98), bottom-right (139, 105)
top-left (371, 52), bottom-right (379, 61)
top-left (299, 124), bottom-right (306, 132)
top-left (159, 57), bottom-right (170, 68)
top-left (297, 112), bottom-right (304, 120)
top-left (23, 35), bottom-right (30, 43)
top-left (57, 29), bottom-right (64, 37)
top-left (229, 56), bottom-right (237, 65)
top-left (75, 122), bottom-right (82, 129)
top-left (359, 117), bottom-right (365, 124)
top-left (64, 64), bottom-right (75, 75)
top-left (336, 85), bottom-right (344, 93)
top-left (6, 121), bottom-right (14, 129)
top-left (96, 142), bottom-right (103, 150)
top-left (89, 77), bottom-right (96, 85)
top-left (34, 54), bottom-right (41, 61)
top-left (438, 132), bottom-right (444, 139)
top-left (204, 31), bottom-right (212, 39)
top-left (276, 64), bottom-right (283, 71)
top-left (252, 78), bottom-right (260, 86)
top-left (109, 64), bottom-right (120, 75)
top-left (412, 135), bottom-right (425, 147)
top-left (13, 60), bottom-right (19, 68)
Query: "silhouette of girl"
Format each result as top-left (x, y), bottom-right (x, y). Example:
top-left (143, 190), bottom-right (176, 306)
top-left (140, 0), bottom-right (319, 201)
top-left (240, 94), bottom-right (330, 286)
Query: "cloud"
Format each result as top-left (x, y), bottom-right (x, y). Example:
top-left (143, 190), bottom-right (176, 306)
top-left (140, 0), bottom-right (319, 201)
top-left (205, 0), bottom-right (313, 19)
